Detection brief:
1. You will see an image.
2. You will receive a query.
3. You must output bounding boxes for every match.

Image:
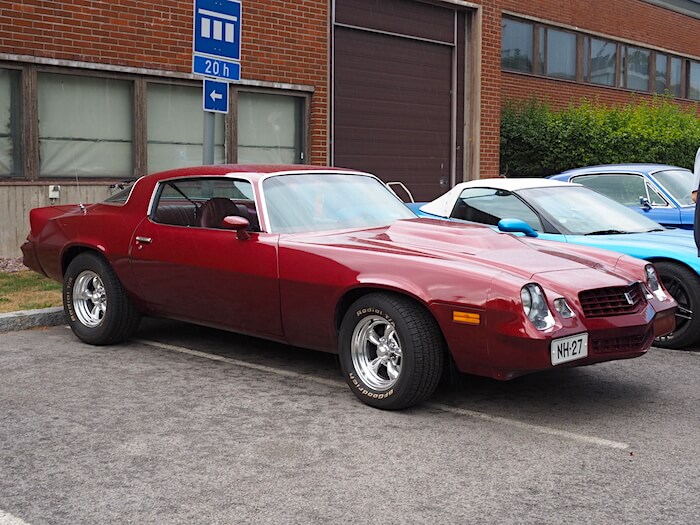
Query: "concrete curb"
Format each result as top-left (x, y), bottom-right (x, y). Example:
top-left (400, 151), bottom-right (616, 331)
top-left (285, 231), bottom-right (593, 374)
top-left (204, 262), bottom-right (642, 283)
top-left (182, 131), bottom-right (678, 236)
top-left (0, 307), bottom-right (67, 332)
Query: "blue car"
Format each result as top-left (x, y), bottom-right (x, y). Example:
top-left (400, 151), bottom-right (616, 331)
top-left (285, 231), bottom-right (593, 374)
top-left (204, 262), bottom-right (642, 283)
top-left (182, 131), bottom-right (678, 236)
top-left (412, 178), bottom-right (700, 349)
top-left (550, 164), bottom-right (695, 229)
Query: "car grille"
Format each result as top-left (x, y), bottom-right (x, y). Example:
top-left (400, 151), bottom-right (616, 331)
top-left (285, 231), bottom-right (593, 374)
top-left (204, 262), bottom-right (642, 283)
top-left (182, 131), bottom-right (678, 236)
top-left (591, 327), bottom-right (654, 354)
top-left (579, 283), bottom-right (646, 318)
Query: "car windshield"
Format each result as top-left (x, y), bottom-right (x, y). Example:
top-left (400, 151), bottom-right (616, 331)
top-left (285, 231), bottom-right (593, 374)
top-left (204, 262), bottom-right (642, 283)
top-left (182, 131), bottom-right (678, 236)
top-left (263, 173), bottom-right (416, 233)
top-left (651, 169), bottom-right (695, 206)
top-left (520, 185), bottom-right (665, 235)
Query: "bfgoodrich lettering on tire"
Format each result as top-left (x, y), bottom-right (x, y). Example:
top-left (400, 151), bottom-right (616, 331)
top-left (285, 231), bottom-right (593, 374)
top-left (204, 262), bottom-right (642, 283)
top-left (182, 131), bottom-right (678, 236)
top-left (339, 292), bottom-right (444, 409)
top-left (63, 252), bottom-right (141, 345)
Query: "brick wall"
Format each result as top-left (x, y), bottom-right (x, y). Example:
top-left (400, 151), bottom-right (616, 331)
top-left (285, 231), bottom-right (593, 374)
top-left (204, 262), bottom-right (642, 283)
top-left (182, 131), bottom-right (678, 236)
top-left (2, 0), bottom-right (697, 179)
top-left (478, 0), bottom-right (504, 177)
top-left (502, 72), bottom-right (700, 113)
top-left (0, 0), bottom-right (329, 164)
top-left (499, 0), bottom-right (700, 113)
top-left (501, 0), bottom-right (699, 55)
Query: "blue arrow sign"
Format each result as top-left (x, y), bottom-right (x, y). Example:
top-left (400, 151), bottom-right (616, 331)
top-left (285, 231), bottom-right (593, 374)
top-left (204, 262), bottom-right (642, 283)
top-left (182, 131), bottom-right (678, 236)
top-left (203, 79), bottom-right (229, 113)
top-left (193, 0), bottom-right (241, 61)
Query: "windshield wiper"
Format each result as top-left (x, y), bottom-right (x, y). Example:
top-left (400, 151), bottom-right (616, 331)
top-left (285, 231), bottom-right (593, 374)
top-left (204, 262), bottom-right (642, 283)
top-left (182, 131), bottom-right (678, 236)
top-left (584, 229), bottom-right (628, 236)
top-left (644, 228), bottom-right (665, 232)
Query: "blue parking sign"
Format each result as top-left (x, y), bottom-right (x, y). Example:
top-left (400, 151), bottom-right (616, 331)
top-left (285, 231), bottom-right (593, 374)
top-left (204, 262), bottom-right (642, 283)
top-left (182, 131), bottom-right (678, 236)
top-left (203, 79), bottom-right (229, 113)
top-left (193, 55), bottom-right (241, 81)
top-left (193, 0), bottom-right (241, 61)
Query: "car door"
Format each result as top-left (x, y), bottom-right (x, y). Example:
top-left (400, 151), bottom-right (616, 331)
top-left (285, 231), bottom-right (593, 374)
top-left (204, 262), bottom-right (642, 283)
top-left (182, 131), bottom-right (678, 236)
top-left (128, 177), bottom-right (283, 337)
top-left (639, 204), bottom-right (683, 228)
top-left (679, 208), bottom-right (695, 229)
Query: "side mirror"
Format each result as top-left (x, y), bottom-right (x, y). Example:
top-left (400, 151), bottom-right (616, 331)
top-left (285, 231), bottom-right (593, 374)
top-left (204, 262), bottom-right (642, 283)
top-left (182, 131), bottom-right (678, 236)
top-left (639, 196), bottom-right (652, 210)
top-left (497, 218), bottom-right (539, 238)
top-left (222, 216), bottom-right (251, 240)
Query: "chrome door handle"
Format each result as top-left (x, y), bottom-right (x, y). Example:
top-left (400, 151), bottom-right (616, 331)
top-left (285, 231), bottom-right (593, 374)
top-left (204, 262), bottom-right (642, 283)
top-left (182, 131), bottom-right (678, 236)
top-left (135, 236), bottom-right (152, 244)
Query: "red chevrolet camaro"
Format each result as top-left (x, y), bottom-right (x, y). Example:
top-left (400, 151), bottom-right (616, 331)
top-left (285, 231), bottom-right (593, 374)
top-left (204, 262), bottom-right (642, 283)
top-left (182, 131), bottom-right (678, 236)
top-left (22, 165), bottom-right (677, 409)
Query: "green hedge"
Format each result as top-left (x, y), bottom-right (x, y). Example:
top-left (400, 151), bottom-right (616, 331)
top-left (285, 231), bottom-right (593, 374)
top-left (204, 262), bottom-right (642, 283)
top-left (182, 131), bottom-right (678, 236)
top-left (500, 97), bottom-right (700, 177)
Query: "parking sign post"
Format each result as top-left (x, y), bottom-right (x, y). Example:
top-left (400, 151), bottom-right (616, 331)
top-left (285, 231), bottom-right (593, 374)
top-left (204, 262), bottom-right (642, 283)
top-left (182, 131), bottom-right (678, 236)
top-left (193, 0), bottom-right (242, 163)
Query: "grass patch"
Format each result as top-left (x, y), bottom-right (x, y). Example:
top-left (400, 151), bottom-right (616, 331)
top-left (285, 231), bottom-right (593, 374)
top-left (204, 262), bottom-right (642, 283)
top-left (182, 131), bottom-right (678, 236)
top-left (0, 270), bottom-right (62, 313)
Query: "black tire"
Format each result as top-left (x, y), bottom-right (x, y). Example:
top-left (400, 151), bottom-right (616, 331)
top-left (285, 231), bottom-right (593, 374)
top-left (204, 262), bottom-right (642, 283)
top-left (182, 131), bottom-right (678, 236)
top-left (338, 293), bottom-right (444, 409)
top-left (63, 252), bottom-right (141, 345)
top-left (654, 261), bottom-right (700, 349)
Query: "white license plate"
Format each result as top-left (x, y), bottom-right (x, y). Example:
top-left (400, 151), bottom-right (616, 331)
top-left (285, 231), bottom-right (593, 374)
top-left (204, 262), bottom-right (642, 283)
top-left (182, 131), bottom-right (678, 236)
top-left (551, 333), bottom-right (589, 365)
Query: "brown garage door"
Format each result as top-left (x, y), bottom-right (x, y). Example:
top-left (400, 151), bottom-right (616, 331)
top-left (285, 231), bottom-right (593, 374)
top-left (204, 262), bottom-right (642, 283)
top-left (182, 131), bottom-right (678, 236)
top-left (333, 0), bottom-right (462, 201)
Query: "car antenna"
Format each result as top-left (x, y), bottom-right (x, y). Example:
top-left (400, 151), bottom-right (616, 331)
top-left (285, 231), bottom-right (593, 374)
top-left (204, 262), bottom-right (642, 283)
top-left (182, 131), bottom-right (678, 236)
top-left (75, 171), bottom-right (86, 215)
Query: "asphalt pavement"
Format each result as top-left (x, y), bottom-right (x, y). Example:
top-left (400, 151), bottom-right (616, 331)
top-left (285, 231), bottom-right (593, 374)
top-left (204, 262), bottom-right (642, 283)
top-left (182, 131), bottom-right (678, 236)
top-left (1, 317), bottom-right (699, 525)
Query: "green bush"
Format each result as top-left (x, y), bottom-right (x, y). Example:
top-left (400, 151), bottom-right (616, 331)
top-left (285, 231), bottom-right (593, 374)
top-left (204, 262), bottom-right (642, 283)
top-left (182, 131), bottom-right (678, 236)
top-left (500, 96), bottom-right (700, 177)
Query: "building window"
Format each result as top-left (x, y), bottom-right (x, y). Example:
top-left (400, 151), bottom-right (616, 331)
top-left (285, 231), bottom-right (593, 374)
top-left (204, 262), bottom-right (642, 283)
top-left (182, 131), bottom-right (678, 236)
top-left (587, 37), bottom-right (617, 86)
top-left (670, 57), bottom-right (682, 97)
top-left (237, 91), bottom-right (303, 164)
top-left (0, 63), bottom-right (311, 180)
top-left (0, 68), bottom-right (21, 177)
top-left (501, 16), bottom-right (698, 102)
top-left (688, 61), bottom-right (700, 101)
top-left (147, 83), bottom-right (225, 173)
top-left (501, 18), bottom-right (533, 73)
top-left (38, 73), bottom-right (133, 177)
top-left (545, 28), bottom-right (576, 80)
top-left (621, 46), bottom-right (650, 91)
top-left (655, 53), bottom-right (668, 94)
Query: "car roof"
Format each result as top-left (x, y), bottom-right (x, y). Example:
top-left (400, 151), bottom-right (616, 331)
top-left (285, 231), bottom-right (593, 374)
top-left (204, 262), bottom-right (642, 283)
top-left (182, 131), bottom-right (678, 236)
top-left (141, 164), bottom-right (368, 184)
top-left (457, 177), bottom-right (575, 191)
top-left (420, 177), bottom-right (577, 216)
top-left (557, 163), bottom-right (688, 176)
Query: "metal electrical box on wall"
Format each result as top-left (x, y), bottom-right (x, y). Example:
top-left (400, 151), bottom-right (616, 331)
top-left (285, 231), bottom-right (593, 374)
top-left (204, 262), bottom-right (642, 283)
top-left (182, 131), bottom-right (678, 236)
top-left (48, 185), bottom-right (60, 199)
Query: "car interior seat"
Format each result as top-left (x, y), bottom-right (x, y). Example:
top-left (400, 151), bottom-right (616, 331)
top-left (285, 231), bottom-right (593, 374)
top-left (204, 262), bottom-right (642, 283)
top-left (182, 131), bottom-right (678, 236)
top-left (198, 197), bottom-right (246, 229)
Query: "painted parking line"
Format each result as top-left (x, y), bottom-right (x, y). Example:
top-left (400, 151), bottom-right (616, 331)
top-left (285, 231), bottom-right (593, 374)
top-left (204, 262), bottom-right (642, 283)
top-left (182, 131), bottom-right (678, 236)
top-left (425, 403), bottom-right (628, 449)
top-left (138, 339), bottom-right (630, 450)
top-left (136, 339), bottom-right (341, 388)
top-left (0, 510), bottom-right (33, 525)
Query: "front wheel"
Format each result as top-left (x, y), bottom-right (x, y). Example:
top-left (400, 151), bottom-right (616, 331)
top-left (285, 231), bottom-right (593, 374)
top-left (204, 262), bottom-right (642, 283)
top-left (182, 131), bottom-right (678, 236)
top-left (654, 261), bottom-right (700, 349)
top-left (339, 293), bottom-right (444, 409)
top-left (63, 252), bottom-right (141, 345)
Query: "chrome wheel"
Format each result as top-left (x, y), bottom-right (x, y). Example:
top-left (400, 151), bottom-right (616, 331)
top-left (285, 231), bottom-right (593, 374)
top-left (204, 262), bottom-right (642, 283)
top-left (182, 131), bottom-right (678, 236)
top-left (340, 293), bottom-right (444, 409)
top-left (72, 270), bottom-right (107, 328)
top-left (350, 315), bottom-right (402, 391)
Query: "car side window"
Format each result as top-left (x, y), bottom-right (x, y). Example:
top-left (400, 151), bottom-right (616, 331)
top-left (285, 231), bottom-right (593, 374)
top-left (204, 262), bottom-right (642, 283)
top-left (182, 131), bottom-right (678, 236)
top-left (450, 188), bottom-right (544, 231)
top-left (645, 182), bottom-right (668, 206)
top-left (151, 178), bottom-right (259, 231)
top-left (571, 174), bottom-right (660, 207)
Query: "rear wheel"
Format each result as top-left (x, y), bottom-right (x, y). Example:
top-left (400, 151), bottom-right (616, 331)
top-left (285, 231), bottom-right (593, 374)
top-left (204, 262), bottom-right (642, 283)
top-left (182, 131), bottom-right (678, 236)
top-left (654, 261), bottom-right (700, 349)
top-left (63, 252), bottom-right (141, 345)
top-left (339, 293), bottom-right (444, 409)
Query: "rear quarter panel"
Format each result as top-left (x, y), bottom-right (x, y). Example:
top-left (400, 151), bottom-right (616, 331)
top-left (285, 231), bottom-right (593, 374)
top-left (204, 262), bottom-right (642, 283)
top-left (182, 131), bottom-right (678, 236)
top-left (29, 204), bottom-right (144, 294)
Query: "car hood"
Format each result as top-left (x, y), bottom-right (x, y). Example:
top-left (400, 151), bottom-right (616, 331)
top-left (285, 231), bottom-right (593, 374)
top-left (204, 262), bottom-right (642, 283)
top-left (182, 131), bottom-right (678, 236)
top-left (294, 218), bottom-right (637, 287)
top-left (561, 228), bottom-right (700, 271)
